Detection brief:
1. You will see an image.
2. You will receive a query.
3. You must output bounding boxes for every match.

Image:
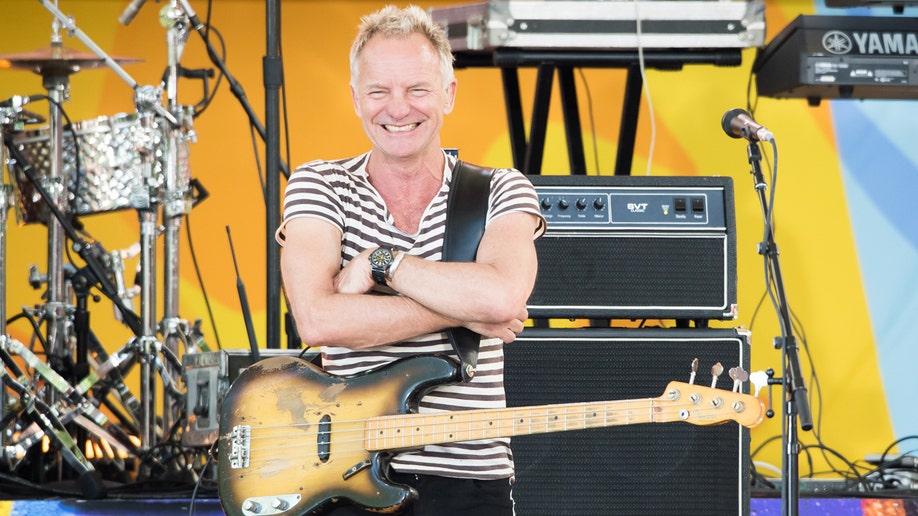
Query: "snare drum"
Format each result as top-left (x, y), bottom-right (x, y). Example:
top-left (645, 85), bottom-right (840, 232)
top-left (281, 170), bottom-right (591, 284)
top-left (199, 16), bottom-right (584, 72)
top-left (6, 113), bottom-right (171, 224)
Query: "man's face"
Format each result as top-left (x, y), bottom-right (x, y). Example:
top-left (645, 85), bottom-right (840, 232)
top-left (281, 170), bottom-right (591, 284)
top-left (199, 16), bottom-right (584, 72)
top-left (351, 33), bottom-right (457, 162)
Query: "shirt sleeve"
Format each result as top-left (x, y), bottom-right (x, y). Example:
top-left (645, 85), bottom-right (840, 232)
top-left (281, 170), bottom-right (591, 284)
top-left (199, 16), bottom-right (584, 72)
top-left (487, 168), bottom-right (547, 239)
top-left (275, 160), bottom-right (347, 246)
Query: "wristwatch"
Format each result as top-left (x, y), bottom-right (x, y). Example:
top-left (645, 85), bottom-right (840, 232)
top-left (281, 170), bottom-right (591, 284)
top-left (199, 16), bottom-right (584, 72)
top-left (369, 246), bottom-right (396, 285)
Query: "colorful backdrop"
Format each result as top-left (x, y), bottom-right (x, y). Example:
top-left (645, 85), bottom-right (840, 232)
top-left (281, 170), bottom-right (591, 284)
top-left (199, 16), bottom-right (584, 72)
top-left (2, 0), bottom-right (916, 481)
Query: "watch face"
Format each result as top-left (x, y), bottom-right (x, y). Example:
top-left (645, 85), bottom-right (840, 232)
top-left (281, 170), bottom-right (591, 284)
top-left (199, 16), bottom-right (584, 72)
top-left (370, 247), bottom-right (394, 267)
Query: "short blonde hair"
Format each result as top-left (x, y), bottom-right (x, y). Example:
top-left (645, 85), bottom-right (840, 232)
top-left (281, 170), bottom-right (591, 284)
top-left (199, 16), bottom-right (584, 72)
top-left (349, 5), bottom-right (455, 90)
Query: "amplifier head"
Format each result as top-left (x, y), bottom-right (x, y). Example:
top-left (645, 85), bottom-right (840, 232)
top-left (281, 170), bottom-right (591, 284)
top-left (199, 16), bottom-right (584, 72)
top-left (527, 175), bottom-right (737, 322)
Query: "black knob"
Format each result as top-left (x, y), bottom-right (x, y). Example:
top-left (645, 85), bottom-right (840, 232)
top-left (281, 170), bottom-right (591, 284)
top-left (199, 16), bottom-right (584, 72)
top-left (593, 197), bottom-right (606, 210)
top-left (540, 197), bottom-right (552, 210)
top-left (558, 198), bottom-right (570, 210)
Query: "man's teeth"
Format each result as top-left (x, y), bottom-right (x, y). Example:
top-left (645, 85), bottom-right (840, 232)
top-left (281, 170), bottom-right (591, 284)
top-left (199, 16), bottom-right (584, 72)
top-left (384, 123), bottom-right (418, 132)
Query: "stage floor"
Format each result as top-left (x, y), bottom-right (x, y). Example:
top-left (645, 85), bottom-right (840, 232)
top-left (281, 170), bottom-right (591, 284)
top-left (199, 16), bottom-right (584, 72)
top-left (1, 496), bottom-right (918, 515)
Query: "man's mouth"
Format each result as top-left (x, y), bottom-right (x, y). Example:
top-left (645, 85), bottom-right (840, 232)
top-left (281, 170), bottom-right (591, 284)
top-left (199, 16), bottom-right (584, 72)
top-left (383, 123), bottom-right (419, 133)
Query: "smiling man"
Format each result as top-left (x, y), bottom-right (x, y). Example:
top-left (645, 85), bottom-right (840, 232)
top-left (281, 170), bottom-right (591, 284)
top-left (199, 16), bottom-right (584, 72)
top-left (275, 5), bottom-right (545, 516)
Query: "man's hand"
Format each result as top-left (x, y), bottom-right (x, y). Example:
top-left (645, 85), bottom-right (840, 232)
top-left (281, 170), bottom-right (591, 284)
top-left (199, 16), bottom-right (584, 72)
top-left (465, 307), bottom-right (528, 343)
top-left (334, 248), bottom-right (376, 294)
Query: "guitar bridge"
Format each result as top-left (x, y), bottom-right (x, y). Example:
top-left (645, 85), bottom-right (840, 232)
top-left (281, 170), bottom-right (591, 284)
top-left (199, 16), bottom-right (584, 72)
top-left (229, 425), bottom-right (251, 469)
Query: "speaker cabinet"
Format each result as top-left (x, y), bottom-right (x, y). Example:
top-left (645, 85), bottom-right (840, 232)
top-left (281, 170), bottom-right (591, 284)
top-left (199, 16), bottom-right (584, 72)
top-left (527, 175), bottom-right (737, 321)
top-left (505, 327), bottom-right (751, 516)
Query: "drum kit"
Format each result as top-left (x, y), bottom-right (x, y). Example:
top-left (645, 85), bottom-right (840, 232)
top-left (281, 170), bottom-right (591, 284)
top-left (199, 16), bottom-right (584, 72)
top-left (0, 0), bottom-right (212, 495)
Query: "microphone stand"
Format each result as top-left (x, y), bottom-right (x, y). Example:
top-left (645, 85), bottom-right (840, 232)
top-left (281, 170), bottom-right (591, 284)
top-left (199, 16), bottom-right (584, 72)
top-left (175, 0), bottom-right (289, 178)
top-left (745, 141), bottom-right (813, 516)
top-left (176, 0), bottom-right (287, 349)
top-left (265, 0), bottom-right (283, 350)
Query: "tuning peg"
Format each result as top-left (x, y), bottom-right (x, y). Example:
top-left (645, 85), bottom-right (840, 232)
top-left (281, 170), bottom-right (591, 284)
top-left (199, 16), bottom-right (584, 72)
top-left (710, 362), bottom-right (723, 388)
top-left (688, 358), bottom-right (699, 385)
top-left (749, 370), bottom-right (768, 397)
top-left (728, 366), bottom-right (749, 393)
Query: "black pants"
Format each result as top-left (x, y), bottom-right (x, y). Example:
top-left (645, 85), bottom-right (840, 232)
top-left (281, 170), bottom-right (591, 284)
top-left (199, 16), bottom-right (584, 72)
top-left (325, 472), bottom-right (514, 516)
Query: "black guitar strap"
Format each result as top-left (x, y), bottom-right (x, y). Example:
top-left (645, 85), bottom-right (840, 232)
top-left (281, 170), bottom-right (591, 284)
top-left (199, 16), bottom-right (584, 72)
top-left (442, 160), bottom-right (493, 383)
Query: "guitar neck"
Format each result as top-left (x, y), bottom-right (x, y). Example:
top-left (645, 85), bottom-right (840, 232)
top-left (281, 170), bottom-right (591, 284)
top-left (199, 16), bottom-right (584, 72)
top-left (366, 397), bottom-right (672, 451)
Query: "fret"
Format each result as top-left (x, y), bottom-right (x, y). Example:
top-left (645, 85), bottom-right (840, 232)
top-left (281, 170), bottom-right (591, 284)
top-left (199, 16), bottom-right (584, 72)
top-left (363, 385), bottom-right (759, 451)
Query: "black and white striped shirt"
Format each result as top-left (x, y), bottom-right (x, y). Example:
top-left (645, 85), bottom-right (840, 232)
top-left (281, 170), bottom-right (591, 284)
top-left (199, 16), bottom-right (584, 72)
top-left (276, 151), bottom-right (544, 479)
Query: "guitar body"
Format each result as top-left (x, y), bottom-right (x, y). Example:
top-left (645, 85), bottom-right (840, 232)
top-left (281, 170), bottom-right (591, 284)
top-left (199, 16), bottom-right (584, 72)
top-left (217, 355), bottom-right (461, 516)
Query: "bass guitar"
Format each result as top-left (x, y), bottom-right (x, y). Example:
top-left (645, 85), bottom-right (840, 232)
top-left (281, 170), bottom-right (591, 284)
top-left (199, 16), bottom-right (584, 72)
top-left (217, 355), bottom-right (764, 516)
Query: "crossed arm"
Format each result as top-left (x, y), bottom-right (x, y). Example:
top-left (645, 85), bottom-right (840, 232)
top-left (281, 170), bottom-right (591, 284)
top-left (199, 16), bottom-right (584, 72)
top-left (281, 211), bottom-right (540, 350)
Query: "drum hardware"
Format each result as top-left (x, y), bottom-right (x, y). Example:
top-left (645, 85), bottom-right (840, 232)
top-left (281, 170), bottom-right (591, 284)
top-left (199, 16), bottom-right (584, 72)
top-left (0, 0), bottom-right (212, 487)
top-left (2, 143), bottom-right (144, 466)
top-left (0, 0), bottom-right (147, 391)
top-left (0, 337), bottom-right (113, 442)
top-left (0, 335), bottom-right (108, 498)
top-left (37, 0), bottom-right (198, 454)
top-left (110, 242), bottom-right (142, 318)
top-left (0, 308), bottom-right (148, 482)
top-left (160, 1), bottom-right (199, 438)
top-left (0, 98), bottom-right (46, 132)
top-left (4, 133), bottom-right (143, 335)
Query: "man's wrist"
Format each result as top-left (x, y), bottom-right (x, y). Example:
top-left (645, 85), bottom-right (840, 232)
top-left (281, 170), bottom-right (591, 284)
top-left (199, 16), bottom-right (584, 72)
top-left (387, 251), bottom-right (406, 282)
top-left (369, 246), bottom-right (396, 285)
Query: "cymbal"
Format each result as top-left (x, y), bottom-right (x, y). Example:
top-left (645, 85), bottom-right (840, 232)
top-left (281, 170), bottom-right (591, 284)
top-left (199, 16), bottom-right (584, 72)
top-left (0, 45), bottom-right (142, 76)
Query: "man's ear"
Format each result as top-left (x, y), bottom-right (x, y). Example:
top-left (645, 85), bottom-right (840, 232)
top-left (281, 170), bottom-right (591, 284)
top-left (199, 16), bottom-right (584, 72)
top-left (444, 78), bottom-right (458, 115)
top-left (351, 85), bottom-right (361, 117)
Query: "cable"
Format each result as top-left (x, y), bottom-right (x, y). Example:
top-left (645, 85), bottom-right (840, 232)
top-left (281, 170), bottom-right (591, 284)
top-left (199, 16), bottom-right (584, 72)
top-left (189, 23), bottom-right (226, 118)
top-left (184, 215), bottom-right (222, 349)
top-left (188, 442), bottom-right (218, 516)
top-left (249, 123), bottom-right (267, 203)
top-left (575, 68), bottom-right (601, 175)
top-left (632, 0), bottom-right (656, 176)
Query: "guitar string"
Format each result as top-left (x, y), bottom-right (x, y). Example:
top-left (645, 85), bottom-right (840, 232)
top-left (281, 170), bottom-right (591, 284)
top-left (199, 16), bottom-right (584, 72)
top-left (233, 399), bottom-right (752, 465)
top-left (240, 397), bottom-right (663, 435)
top-left (234, 388), bottom-right (749, 434)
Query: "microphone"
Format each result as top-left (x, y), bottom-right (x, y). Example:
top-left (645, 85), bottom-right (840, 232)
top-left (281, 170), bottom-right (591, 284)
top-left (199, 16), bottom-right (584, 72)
top-left (0, 95), bottom-right (39, 108)
top-left (721, 108), bottom-right (774, 142)
top-left (119, 0), bottom-right (148, 26)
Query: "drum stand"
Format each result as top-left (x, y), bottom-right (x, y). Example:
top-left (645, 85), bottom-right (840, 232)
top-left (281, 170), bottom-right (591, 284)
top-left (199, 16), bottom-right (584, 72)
top-left (39, 38), bottom-right (73, 403)
top-left (38, 0), bottom-right (199, 455)
top-left (0, 20), bottom-right (83, 482)
top-left (0, 110), bottom-right (15, 450)
top-left (0, 132), bottom-right (129, 498)
top-left (160, 2), bottom-right (197, 435)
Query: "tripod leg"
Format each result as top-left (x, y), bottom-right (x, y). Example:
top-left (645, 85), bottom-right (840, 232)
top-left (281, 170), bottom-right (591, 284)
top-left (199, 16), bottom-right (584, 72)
top-left (30, 399), bottom-right (107, 499)
top-left (0, 365), bottom-right (106, 498)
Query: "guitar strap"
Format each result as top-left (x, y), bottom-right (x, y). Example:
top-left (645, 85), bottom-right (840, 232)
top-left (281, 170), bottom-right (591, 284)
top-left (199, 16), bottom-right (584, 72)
top-left (442, 160), bottom-right (493, 383)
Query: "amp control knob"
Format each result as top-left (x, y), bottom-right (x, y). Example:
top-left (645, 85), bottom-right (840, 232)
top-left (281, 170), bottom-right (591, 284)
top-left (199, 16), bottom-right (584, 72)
top-left (558, 198), bottom-right (570, 210)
